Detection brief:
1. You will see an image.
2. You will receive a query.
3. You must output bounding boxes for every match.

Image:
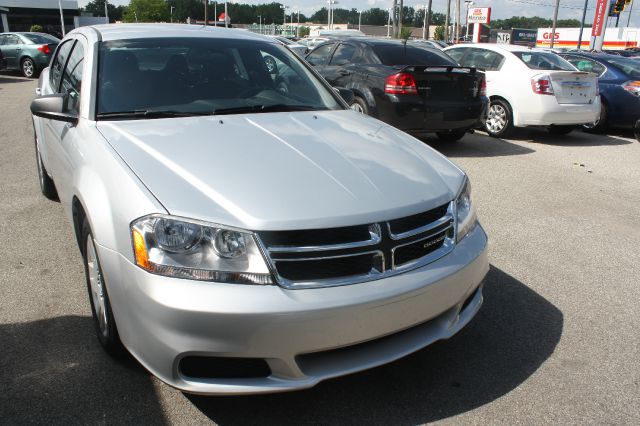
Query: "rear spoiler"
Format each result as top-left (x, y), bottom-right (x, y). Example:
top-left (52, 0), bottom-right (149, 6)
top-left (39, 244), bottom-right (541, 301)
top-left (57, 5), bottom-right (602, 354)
top-left (398, 65), bottom-right (480, 74)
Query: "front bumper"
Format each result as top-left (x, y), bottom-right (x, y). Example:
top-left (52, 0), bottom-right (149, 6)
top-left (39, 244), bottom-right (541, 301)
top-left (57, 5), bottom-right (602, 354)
top-left (97, 224), bottom-right (489, 395)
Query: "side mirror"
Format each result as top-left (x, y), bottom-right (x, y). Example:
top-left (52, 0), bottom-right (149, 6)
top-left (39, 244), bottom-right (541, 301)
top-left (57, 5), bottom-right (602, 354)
top-left (334, 87), bottom-right (354, 105)
top-left (30, 93), bottom-right (78, 124)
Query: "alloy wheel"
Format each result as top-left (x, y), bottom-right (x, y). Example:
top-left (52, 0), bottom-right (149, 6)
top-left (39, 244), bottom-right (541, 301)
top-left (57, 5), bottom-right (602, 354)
top-left (351, 102), bottom-right (364, 113)
top-left (22, 59), bottom-right (34, 78)
top-left (486, 103), bottom-right (507, 133)
top-left (86, 236), bottom-right (108, 337)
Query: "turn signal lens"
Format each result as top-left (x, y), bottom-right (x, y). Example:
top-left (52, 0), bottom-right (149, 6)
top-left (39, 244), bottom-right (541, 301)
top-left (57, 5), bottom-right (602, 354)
top-left (132, 228), bottom-right (150, 270)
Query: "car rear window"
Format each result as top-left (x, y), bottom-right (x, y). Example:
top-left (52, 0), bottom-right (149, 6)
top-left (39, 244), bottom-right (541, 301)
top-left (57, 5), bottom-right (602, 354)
top-left (606, 57), bottom-right (640, 78)
top-left (373, 45), bottom-right (456, 66)
top-left (513, 52), bottom-right (575, 71)
top-left (22, 33), bottom-right (59, 44)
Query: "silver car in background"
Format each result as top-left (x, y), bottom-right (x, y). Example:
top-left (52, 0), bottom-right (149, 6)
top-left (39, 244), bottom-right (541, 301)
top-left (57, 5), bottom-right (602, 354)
top-left (31, 24), bottom-right (488, 395)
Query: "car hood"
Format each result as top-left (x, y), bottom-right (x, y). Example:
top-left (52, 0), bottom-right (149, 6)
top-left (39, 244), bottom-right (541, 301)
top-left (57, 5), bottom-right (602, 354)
top-left (97, 110), bottom-right (464, 231)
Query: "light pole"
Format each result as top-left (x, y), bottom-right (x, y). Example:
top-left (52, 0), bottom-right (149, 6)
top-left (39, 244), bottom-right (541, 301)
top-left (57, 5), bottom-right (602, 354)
top-left (104, 0), bottom-right (109, 23)
top-left (464, 1), bottom-right (473, 41)
top-left (258, 15), bottom-right (262, 33)
top-left (58, 0), bottom-right (65, 36)
top-left (224, 0), bottom-right (228, 28)
top-left (358, 9), bottom-right (362, 31)
top-left (387, 7), bottom-right (391, 37)
top-left (170, 6), bottom-right (175, 23)
top-left (280, 4), bottom-right (289, 35)
top-left (417, 4), bottom-right (426, 39)
top-left (327, 0), bottom-right (338, 29)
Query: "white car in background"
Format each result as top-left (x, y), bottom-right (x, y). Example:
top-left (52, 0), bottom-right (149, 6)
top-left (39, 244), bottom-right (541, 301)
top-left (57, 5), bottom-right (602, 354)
top-left (444, 44), bottom-right (601, 137)
top-left (269, 36), bottom-right (309, 57)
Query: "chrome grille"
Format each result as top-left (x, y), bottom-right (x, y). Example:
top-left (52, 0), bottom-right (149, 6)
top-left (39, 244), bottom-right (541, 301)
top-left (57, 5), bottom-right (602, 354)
top-left (257, 202), bottom-right (455, 289)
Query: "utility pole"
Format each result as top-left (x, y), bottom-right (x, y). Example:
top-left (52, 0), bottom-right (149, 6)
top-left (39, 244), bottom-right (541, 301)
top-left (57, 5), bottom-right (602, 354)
top-left (224, 0), bottom-right (228, 28)
top-left (170, 6), bottom-right (174, 23)
top-left (387, 7), bottom-right (391, 37)
top-left (104, 0), bottom-right (109, 23)
top-left (204, 0), bottom-right (208, 26)
top-left (398, 0), bottom-right (404, 38)
top-left (578, 0), bottom-right (589, 49)
top-left (445, 0), bottom-right (451, 43)
top-left (456, 0), bottom-right (461, 42)
top-left (358, 10), bottom-right (362, 32)
top-left (426, 0), bottom-right (432, 39)
top-left (58, 0), bottom-right (65, 36)
top-left (550, 0), bottom-right (560, 48)
top-left (627, 0), bottom-right (635, 27)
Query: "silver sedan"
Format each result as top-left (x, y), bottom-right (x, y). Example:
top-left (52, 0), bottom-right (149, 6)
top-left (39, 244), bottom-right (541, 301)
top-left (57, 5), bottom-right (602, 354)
top-left (31, 24), bottom-right (488, 395)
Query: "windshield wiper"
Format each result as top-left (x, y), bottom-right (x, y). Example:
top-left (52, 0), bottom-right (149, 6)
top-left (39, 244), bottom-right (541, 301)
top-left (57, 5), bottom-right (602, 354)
top-left (96, 110), bottom-right (214, 120)
top-left (212, 104), bottom-right (322, 116)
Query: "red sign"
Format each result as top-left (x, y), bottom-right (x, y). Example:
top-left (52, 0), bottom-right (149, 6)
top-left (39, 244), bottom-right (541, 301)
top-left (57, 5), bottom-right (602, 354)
top-left (592, 0), bottom-right (608, 36)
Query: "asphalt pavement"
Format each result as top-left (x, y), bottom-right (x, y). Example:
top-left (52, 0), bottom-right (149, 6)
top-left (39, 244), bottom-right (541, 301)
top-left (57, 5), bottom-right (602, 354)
top-left (1, 72), bottom-right (638, 425)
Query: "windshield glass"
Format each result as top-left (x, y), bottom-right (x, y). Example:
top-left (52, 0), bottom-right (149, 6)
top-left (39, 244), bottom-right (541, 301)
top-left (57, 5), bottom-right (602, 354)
top-left (22, 33), bottom-right (59, 44)
top-left (97, 37), bottom-right (342, 117)
top-left (513, 51), bottom-right (575, 71)
top-left (606, 56), bottom-right (640, 78)
top-left (373, 44), bottom-right (456, 66)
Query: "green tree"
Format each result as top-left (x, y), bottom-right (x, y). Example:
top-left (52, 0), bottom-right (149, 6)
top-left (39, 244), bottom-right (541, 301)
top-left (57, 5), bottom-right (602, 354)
top-left (123, 0), bottom-right (170, 23)
top-left (299, 26), bottom-right (310, 37)
top-left (30, 24), bottom-right (44, 32)
top-left (490, 16), bottom-right (581, 30)
top-left (400, 26), bottom-right (412, 40)
top-left (434, 25), bottom-right (445, 41)
top-left (83, 0), bottom-right (124, 22)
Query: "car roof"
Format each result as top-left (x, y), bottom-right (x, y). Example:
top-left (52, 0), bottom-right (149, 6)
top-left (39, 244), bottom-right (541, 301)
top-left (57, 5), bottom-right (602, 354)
top-left (87, 23), bottom-right (275, 43)
top-left (446, 43), bottom-right (551, 54)
top-left (324, 37), bottom-right (440, 49)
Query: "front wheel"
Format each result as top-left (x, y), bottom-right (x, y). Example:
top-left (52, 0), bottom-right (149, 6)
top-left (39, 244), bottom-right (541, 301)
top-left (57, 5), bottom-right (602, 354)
top-left (82, 218), bottom-right (125, 357)
top-left (436, 129), bottom-right (467, 142)
top-left (21, 57), bottom-right (37, 78)
top-left (484, 98), bottom-right (514, 138)
top-left (350, 96), bottom-right (369, 115)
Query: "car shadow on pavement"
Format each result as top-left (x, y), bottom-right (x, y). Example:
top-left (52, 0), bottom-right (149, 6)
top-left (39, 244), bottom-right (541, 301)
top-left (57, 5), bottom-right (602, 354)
top-left (423, 132), bottom-right (536, 158)
top-left (187, 266), bottom-right (563, 425)
top-left (0, 73), bottom-right (33, 84)
top-left (516, 128), bottom-right (633, 146)
top-left (0, 315), bottom-right (167, 424)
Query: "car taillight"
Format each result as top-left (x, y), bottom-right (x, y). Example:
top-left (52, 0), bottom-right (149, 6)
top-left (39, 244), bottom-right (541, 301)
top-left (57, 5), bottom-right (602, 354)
top-left (479, 76), bottom-right (486, 97)
top-left (622, 80), bottom-right (640, 97)
top-left (384, 72), bottom-right (417, 95)
top-left (37, 45), bottom-right (51, 54)
top-left (531, 74), bottom-right (554, 95)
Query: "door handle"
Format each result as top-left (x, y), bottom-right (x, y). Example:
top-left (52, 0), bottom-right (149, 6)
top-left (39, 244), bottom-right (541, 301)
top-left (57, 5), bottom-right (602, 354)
top-left (339, 69), bottom-right (351, 76)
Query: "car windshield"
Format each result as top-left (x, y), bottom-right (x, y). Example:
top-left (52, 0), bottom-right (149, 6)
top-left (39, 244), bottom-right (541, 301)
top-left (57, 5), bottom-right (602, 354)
top-left (512, 51), bottom-right (575, 71)
top-left (22, 33), bottom-right (59, 44)
top-left (96, 37), bottom-right (342, 118)
top-left (606, 56), bottom-right (640, 78)
top-left (373, 44), bottom-right (457, 66)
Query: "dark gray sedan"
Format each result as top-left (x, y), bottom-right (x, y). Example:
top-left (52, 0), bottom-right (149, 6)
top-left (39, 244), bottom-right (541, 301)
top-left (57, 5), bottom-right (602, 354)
top-left (0, 32), bottom-right (59, 78)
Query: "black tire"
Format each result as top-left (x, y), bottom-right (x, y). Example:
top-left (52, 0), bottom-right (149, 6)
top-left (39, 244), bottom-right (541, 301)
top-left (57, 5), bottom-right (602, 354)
top-left (634, 119), bottom-right (640, 142)
top-left (484, 98), bottom-right (514, 138)
top-left (34, 135), bottom-right (59, 201)
top-left (81, 217), bottom-right (125, 357)
top-left (583, 102), bottom-right (607, 133)
top-left (350, 96), bottom-right (369, 115)
top-left (436, 129), bottom-right (467, 142)
top-left (21, 57), bottom-right (37, 78)
top-left (547, 125), bottom-right (575, 135)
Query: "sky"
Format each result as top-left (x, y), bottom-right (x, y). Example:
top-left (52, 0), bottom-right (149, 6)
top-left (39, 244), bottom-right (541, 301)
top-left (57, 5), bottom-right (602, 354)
top-left (79, 0), bottom-right (640, 27)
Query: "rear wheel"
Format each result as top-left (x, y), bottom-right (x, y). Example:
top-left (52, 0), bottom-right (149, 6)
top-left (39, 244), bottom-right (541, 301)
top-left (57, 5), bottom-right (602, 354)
top-left (82, 218), bottom-right (125, 357)
top-left (547, 125), bottom-right (575, 135)
top-left (485, 98), bottom-right (514, 138)
top-left (350, 96), bottom-right (369, 115)
top-left (436, 129), bottom-right (467, 142)
top-left (21, 57), bottom-right (36, 78)
top-left (583, 102), bottom-right (607, 133)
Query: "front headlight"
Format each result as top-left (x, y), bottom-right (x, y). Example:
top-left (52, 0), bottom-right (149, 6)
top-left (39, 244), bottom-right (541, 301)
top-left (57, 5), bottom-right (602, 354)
top-left (131, 215), bottom-right (273, 285)
top-left (455, 177), bottom-right (477, 242)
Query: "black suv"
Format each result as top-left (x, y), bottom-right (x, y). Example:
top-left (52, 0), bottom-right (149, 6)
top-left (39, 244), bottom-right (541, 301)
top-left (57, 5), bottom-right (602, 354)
top-left (306, 38), bottom-right (488, 141)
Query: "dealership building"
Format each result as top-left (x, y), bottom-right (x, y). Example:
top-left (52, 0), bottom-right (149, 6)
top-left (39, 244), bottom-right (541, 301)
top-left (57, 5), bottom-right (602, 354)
top-left (0, 0), bottom-right (101, 38)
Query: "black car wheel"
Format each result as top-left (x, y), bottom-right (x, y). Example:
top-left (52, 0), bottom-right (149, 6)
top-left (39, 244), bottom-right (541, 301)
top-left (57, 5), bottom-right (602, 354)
top-left (34, 134), bottom-right (59, 201)
top-left (484, 98), bottom-right (514, 138)
top-left (583, 102), bottom-right (607, 133)
top-left (436, 129), bottom-right (467, 142)
top-left (350, 96), bottom-right (369, 115)
top-left (21, 57), bottom-right (36, 78)
top-left (81, 217), bottom-right (125, 357)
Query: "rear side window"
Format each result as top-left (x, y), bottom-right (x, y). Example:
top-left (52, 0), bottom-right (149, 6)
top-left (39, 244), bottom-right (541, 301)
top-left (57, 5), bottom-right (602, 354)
top-left (60, 42), bottom-right (84, 114)
top-left (330, 44), bottom-right (357, 66)
top-left (306, 43), bottom-right (335, 66)
top-left (49, 40), bottom-right (74, 91)
top-left (373, 45), bottom-right (456, 66)
top-left (606, 57), bottom-right (640, 78)
top-left (5, 35), bottom-right (22, 45)
top-left (0, 35), bottom-right (7, 45)
top-left (513, 52), bottom-right (575, 71)
top-left (22, 33), bottom-right (60, 44)
top-left (461, 49), bottom-right (505, 71)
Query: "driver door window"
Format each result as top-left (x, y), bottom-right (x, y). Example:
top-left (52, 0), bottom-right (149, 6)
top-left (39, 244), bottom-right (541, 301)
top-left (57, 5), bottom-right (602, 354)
top-left (60, 42), bottom-right (84, 115)
top-left (329, 44), bottom-right (357, 66)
